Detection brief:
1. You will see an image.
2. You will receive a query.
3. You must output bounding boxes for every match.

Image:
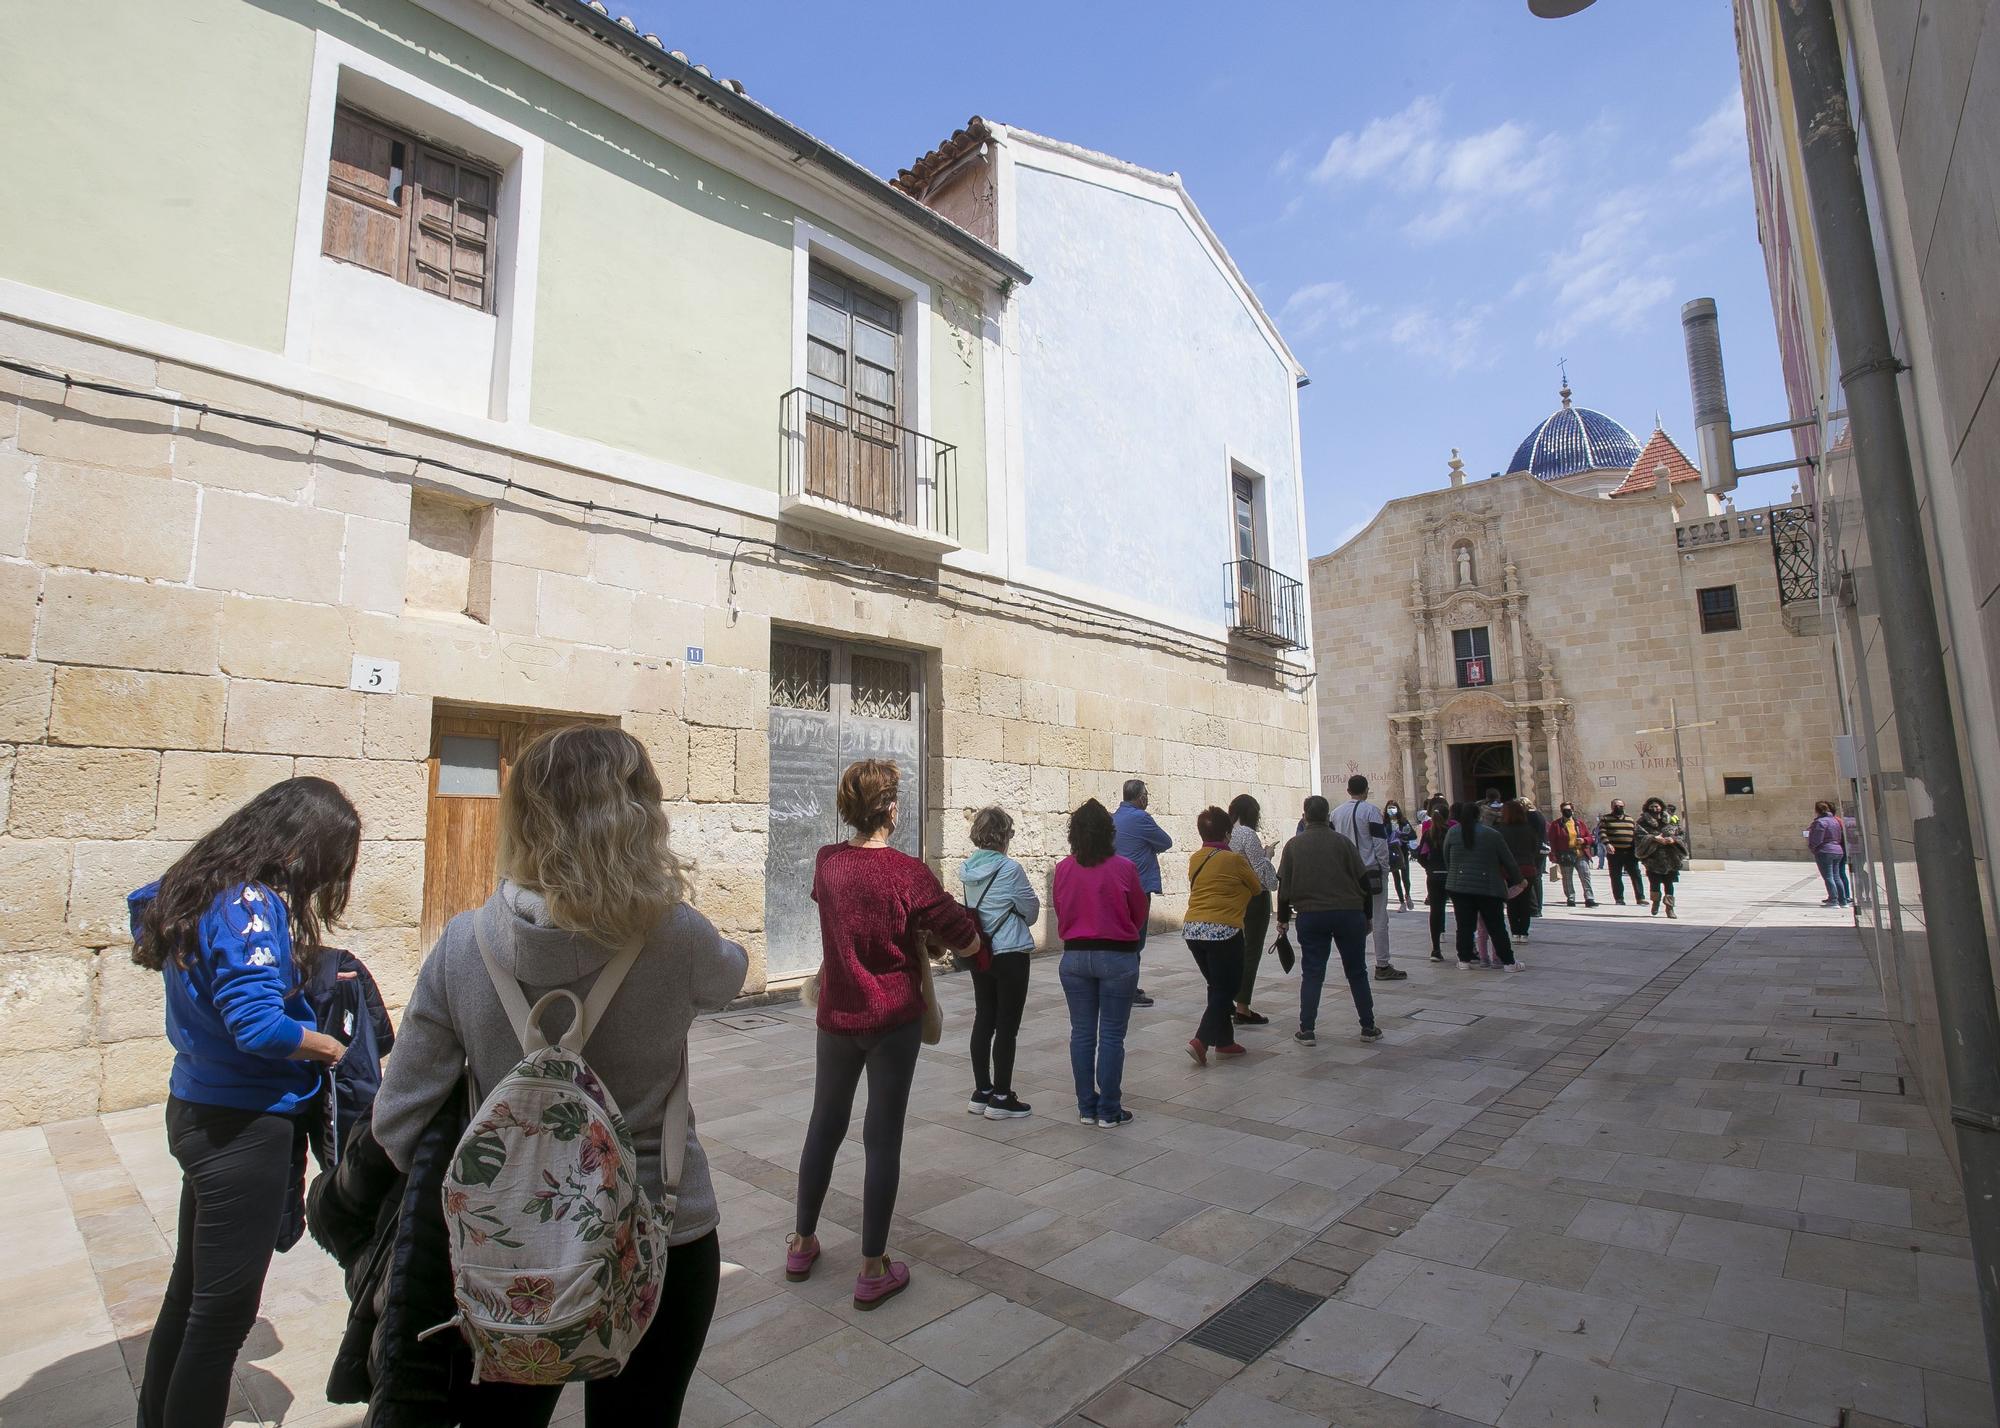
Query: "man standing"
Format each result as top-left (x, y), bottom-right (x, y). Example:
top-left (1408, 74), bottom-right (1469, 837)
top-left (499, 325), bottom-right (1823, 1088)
top-left (1549, 801), bottom-right (1598, 908)
top-left (1333, 775), bottom-right (1406, 981)
top-left (1599, 799), bottom-right (1642, 905)
top-left (1113, 779), bottom-right (1172, 1008)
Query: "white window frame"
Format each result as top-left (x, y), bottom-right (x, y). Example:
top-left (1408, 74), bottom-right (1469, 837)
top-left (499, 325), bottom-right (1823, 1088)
top-left (1226, 455), bottom-right (1271, 570)
top-left (284, 32), bottom-right (544, 423)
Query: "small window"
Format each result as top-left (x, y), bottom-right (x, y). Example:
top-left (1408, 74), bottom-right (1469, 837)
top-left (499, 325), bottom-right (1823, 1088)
top-left (770, 642), bottom-right (832, 712)
top-left (436, 734), bottom-right (501, 796)
top-left (1698, 585), bottom-right (1741, 633)
top-left (850, 653), bottom-right (914, 720)
top-left (405, 492), bottom-right (490, 620)
top-left (1454, 626), bottom-right (1493, 687)
top-left (323, 104), bottom-right (499, 311)
top-left (1724, 775), bottom-right (1755, 796)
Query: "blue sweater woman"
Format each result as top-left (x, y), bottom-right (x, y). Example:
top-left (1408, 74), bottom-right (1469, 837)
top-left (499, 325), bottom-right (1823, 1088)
top-left (129, 880), bottom-right (323, 1113)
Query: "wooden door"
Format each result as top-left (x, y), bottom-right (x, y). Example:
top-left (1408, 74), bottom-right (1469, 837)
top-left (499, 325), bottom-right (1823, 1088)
top-left (420, 711), bottom-right (590, 949)
top-left (802, 263), bottom-right (904, 519)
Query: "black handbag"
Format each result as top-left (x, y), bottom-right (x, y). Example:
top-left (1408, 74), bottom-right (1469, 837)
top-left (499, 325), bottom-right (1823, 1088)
top-left (1273, 928), bottom-right (1295, 973)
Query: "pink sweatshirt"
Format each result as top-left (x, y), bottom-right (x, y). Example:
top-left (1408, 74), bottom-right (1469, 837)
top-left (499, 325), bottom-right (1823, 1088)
top-left (1052, 854), bottom-right (1150, 946)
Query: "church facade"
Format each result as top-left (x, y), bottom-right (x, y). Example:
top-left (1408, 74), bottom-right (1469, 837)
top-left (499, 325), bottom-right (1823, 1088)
top-left (1310, 388), bottom-right (1837, 860)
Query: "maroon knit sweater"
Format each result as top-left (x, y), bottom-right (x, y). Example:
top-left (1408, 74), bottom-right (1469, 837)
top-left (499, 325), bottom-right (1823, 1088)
top-left (811, 843), bottom-right (981, 1035)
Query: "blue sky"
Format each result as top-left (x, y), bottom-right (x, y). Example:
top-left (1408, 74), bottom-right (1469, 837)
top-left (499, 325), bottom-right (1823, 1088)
top-left (625, 0), bottom-right (1802, 555)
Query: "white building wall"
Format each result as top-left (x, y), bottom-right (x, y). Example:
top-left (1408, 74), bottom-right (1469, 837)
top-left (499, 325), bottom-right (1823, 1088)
top-left (1007, 155), bottom-right (1304, 634)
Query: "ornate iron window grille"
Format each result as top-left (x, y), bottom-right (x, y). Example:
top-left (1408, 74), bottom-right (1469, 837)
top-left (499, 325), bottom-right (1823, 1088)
top-left (1770, 505), bottom-right (1818, 606)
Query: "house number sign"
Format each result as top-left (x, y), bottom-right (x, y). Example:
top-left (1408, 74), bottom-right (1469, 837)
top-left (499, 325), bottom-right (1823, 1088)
top-left (349, 656), bottom-right (401, 695)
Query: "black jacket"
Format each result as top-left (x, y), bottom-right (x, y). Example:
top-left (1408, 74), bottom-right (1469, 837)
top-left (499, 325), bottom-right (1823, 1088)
top-left (303, 948), bottom-right (396, 1166)
top-left (308, 1090), bottom-right (469, 1428)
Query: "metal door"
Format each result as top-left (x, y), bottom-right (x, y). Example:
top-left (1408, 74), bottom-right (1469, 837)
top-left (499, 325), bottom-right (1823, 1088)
top-left (764, 637), bottom-right (924, 980)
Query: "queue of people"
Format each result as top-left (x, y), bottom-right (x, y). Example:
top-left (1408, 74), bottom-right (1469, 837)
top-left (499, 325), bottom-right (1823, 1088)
top-left (122, 733), bottom-right (1850, 1427)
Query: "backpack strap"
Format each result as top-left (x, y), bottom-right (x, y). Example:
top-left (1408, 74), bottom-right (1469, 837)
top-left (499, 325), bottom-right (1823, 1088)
top-left (658, 1044), bottom-right (692, 1216)
top-left (472, 900), bottom-right (643, 1054)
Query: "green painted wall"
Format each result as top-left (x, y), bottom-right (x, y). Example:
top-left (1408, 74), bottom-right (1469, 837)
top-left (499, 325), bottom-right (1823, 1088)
top-left (0, 0), bottom-right (313, 352)
top-left (0, 0), bottom-right (989, 545)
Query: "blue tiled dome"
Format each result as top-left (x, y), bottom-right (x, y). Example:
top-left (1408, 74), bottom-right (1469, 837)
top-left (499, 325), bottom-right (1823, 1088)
top-left (1508, 386), bottom-right (1644, 481)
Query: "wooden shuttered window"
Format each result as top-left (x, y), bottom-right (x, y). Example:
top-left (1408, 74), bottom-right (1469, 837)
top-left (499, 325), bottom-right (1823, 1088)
top-left (321, 104), bottom-right (498, 312)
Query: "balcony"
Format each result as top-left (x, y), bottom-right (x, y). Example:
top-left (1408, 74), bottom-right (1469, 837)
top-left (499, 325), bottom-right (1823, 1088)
top-left (778, 388), bottom-right (959, 558)
top-left (1226, 559), bottom-right (1307, 649)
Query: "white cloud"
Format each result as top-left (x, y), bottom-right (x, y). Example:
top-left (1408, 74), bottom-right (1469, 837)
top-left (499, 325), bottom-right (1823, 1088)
top-left (1280, 280), bottom-right (1375, 340)
top-left (1383, 303), bottom-right (1494, 373)
top-left (1673, 90), bottom-right (1747, 172)
top-left (1310, 97), bottom-right (1564, 242)
top-left (1527, 189), bottom-right (1676, 345)
top-left (1312, 96), bottom-right (1442, 185)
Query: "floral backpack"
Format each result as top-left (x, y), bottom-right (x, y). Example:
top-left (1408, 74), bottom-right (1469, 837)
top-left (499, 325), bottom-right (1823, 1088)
top-left (435, 906), bottom-right (688, 1385)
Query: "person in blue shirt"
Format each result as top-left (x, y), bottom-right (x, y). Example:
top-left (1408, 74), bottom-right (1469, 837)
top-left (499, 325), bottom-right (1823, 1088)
top-left (960, 806), bottom-right (1042, 1120)
top-left (1112, 779), bottom-right (1174, 1008)
top-left (128, 777), bottom-right (359, 1428)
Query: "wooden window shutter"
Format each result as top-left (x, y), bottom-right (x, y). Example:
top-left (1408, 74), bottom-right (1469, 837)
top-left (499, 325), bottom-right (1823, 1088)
top-left (411, 145), bottom-right (496, 312)
top-left (323, 106), bottom-right (407, 279)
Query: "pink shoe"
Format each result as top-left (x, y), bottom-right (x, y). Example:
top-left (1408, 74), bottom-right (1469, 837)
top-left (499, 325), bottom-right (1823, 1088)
top-left (853, 1260), bottom-right (910, 1309)
top-left (785, 1235), bottom-right (819, 1282)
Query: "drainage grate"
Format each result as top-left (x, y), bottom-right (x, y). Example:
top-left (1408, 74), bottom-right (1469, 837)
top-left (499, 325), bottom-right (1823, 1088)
top-left (714, 1013), bottom-right (785, 1031)
top-left (1747, 1046), bottom-right (1837, 1065)
top-left (1180, 1279), bottom-right (1323, 1363)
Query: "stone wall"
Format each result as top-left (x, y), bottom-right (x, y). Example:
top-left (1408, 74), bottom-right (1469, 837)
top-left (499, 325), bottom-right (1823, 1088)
top-left (1309, 472), bottom-right (1838, 860)
top-left (0, 319), bottom-right (1314, 1128)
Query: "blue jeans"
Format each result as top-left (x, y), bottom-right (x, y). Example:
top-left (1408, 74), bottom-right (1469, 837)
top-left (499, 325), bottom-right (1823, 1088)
top-left (1815, 848), bottom-right (1851, 905)
top-left (1296, 909), bottom-right (1374, 1034)
top-left (1059, 950), bottom-right (1139, 1119)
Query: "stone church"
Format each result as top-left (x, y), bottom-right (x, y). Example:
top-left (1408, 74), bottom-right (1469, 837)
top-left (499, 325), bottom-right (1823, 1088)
top-left (1309, 384), bottom-right (1836, 860)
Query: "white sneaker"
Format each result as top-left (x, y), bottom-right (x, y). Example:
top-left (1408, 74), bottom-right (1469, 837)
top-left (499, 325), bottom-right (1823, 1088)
top-left (1455, 960), bottom-right (1472, 970)
top-left (1504, 962), bottom-right (1524, 972)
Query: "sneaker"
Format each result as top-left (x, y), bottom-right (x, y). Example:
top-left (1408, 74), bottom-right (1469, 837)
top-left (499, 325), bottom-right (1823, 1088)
top-left (1216, 1043), bottom-right (1247, 1057)
top-left (1097, 1109), bottom-right (1135, 1128)
top-left (785, 1234), bottom-right (820, 1282)
top-left (1820, 898), bottom-right (1836, 907)
top-left (1504, 962), bottom-right (1524, 972)
top-left (984, 1093), bottom-right (1032, 1120)
top-left (853, 1260), bottom-right (910, 1309)
top-left (1566, 899), bottom-right (1576, 907)
top-left (967, 1091), bottom-right (992, 1115)
top-left (1131, 990), bottom-right (1155, 1008)
top-left (1430, 948), bottom-right (1444, 961)
top-left (1584, 900), bottom-right (1599, 908)
top-left (1187, 1038), bottom-right (1207, 1066)
top-left (1233, 1008), bottom-right (1270, 1026)
top-left (1517, 930), bottom-right (1530, 941)
top-left (1374, 965), bottom-right (1408, 982)
top-left (1294, 1028), bottom-right (1317, 1044)
top-left (1360, 1025), bottom-right (1384, 1040)
top-left (1078, 1111), bottom-right (1098, 1125)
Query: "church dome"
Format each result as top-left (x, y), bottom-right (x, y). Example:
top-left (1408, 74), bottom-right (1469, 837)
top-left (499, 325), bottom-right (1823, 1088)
top-left (1507, 384), bottom-right (1644, 481)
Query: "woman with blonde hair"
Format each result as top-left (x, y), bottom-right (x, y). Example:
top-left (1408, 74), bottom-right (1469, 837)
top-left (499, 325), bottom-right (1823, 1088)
top-left (788, 759), bottom-right (981, 1309)
top-left (373, 725), bottom-right (747, 1426)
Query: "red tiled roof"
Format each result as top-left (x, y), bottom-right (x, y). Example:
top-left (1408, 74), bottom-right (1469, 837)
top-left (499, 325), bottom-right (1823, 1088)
top-left (1609, 427), bottom-right (1702, 497)
top-left (896, 117), bottom-right (995, 195)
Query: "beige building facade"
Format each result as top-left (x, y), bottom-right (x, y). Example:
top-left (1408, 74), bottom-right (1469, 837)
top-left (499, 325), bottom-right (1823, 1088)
top-left (0, 2), bottom-right (1315, 1127)
top-left (1309, 421), bottom-right (1838, 860)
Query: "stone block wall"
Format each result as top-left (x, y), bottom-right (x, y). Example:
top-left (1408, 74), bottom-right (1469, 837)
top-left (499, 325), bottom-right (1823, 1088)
top-left (0, 319), bottom-right (1315, 1127)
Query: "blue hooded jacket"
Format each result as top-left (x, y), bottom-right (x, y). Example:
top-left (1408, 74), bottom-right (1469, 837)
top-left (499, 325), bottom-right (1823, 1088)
top-left (960, 849), bottom-right (1041, 954)
top-left (128, 880), bottom-right (322, 1114)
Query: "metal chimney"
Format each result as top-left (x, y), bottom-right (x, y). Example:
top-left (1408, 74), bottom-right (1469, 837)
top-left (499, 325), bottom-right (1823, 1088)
top-left (1682, 297), bottom-right (1738, 495)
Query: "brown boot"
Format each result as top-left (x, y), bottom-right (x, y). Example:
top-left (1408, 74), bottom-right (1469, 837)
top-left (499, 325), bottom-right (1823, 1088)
top-left (1665, 895), bottom-right (1676, 920)
top-left (1650, 886), bottom-right (1662, 916)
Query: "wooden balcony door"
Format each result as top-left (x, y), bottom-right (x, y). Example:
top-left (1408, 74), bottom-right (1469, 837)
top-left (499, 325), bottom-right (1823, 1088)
top-left (420, 709), bottom-right (600, 949)
top-left (803, 263), bottom-right (904, 520)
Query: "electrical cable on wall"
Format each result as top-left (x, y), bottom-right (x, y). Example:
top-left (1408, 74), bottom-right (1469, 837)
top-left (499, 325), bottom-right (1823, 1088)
top-left (0, 355), bottom-right (1317, 692)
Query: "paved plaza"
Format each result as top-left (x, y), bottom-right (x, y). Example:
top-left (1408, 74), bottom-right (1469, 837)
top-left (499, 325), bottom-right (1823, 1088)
top-left (1, 862), bottom-right (1990, 1428)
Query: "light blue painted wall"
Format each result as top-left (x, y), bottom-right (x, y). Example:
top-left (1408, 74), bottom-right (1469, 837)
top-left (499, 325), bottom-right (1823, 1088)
top-left (1014, 163), bottom-right (1302, 627)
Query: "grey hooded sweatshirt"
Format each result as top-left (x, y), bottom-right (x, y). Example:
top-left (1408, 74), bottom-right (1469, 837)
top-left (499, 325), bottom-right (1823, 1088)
top-left (373, 883), bottom-right (748, 1246)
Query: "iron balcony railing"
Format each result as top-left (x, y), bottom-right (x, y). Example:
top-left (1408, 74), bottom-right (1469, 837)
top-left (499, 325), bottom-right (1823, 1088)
top-left (1226, 559), bottom-right (1307, 649)
top-left (1770, 503), bottom-right (1818, 605)
top-left (779, 388), bottom-right (957, 542)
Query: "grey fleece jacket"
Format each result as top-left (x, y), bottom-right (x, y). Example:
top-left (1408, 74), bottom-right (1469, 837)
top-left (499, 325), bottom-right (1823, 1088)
top-left (373, 884), bottom-right (748, 1246)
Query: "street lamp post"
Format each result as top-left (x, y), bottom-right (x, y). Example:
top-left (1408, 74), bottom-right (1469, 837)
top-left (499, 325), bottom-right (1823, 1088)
top-left (1635, 698), bottom-right (1715, 858)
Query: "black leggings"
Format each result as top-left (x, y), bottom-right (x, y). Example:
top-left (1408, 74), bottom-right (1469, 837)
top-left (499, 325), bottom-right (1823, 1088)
top-left (1389, 851), bottom-right (1411, 904)
top-left (795, 1019), bottom-right (922, 1258)
top-left (1426, 870), bottom-right (1449, 952)
top-left (457, 1230), bottom-right (720, 1426)
top-left (140, 1098), bottom-right (297, 1428)
top-left (1188, 935), bottom-right (1244, 1047)
top-left (1452, 893), bottom-right (1514, 966)
top-left (970, 955), bottom-right (1031, 1097)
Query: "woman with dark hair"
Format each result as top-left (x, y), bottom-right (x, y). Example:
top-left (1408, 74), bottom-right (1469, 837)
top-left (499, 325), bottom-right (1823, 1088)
top-left (1444, 799), bottom-right (1524, 971)
top-left (372, 725), bottom-right (747, 1422)
top-left (128, 777), bottom-right (360, 1428)
top-left (1414, 796), bottom-right (1454, 960)
top-left (1384, 800), bottom-right (1416, 911)
top-left (1497, 799), bottom-right (1543, 942)
top-left (1807, 800), bottom-right (1850, 908)
top-left (789, 759), bottom-right (980, 1309)
top-left (1634, 796), bottom-right (1690, 918)
top-left (1052, 799), bottom-right (1149, 1126)
top-left (1226, 793), bottom-right (1279, 1027)
top-left (1183, 806), bottom-right (1266, 1065)
top-left (961, 806), bottom-right (1040, 1119)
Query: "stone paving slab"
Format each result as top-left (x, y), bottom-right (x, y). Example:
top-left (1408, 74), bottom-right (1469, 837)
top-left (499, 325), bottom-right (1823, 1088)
top-left (0, 863), bottom-right (1989, 1426)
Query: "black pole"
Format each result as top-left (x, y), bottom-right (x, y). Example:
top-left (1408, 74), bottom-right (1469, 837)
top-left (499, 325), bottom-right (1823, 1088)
top-left (1775, 0), bottom-right (2000, 1410)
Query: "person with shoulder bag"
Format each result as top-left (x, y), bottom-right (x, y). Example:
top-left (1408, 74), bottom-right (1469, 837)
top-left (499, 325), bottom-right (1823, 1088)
top-left (788, 760), bottom-right (981, 1310)
top-left (1052, 800), bottom-right (1150, 1127)
top-left (1277, 796), bottom-right (1383, 1045)
top-left (960, 806), bottom-right (1041, 1120)
top-left (1182, 807), bottom-right (1268, 1065)
top-left (1413, 796), bottom-right (1454, 960)
top-left (1444, 800), bottom-right (1525, 970)
top-left (371, 726), bottom-right (748, 1425)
